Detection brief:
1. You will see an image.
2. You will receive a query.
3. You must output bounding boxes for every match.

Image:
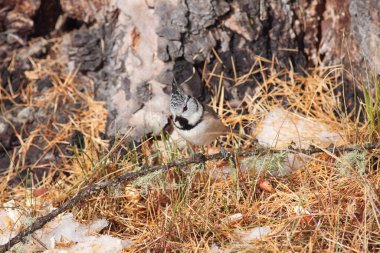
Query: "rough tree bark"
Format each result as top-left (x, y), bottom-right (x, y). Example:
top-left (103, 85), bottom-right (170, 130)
top-left (90, 0), bottom-right (380, 138)
top-left (64, 0), bottom-right (379, 140)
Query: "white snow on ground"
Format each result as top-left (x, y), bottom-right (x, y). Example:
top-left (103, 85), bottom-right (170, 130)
top-left (213, 107), bottom-right (345, 178)
top-left (255, 107), bottom-right (344, 149)
top-left (0, 200), bottom-right (132, 252)
top-left (233, 226), bottom-right (272, 242)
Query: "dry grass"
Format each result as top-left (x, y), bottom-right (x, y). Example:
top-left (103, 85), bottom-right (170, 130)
top-left (1, 53), bottom-right (379, 252)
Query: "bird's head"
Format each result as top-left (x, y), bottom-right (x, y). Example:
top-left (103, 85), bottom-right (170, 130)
top-left (170, 83), bottom-right (203, 127)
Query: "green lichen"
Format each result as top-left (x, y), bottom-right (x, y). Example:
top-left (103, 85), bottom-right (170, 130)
top-left (336, 150), bottom-right (367, 175)
top-left (133, 170), bottom-right (167, 194)
top-left (132, 162), bottom-right (204, 194)
top-left (241, 151), bottom-right (289, 176)
top-left (109, 184), bottom-right (124, 197)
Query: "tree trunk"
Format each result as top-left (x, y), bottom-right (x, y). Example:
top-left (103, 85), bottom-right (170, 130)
top-left (1, 0), bottom-right (379, 142)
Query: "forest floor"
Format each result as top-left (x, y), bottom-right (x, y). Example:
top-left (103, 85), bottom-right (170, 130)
top-left (0, 54), bottom-right (379, 252)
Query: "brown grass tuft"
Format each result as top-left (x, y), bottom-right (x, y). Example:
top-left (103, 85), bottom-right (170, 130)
top-left (1, 54), bottom-right (379, 252)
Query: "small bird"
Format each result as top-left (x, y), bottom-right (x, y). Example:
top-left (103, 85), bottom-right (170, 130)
top-left (170, 82), bottom-right (228, 146)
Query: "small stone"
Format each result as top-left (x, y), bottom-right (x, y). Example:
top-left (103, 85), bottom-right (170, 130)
top-left (36, 77), bottom-right (53, 92)
top-left (0, 116), bottom-right (13, 150)
top-left (0, 153), bottom-right (11, 172)
top-left (0, 120), bottom-right (8, 135)
top-left (17, 107), bottom-right (35, 124)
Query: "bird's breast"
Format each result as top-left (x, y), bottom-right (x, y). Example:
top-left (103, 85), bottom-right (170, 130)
top-left (175, 117), bottom-right (227, 146)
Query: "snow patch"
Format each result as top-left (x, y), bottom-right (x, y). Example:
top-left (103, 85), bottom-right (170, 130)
top-left (255, 107), bottom-right (344, 149)
top-left (234, 226), bottom-right (272, 242)
top-left (0, 201), bottom-right (132, 252)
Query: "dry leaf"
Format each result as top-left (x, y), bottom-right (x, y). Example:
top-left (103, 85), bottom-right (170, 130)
top-left (33, 187), bottom-right (49, 197)
top-left (124, 186), bottom-right (142, 204)
top-left (258, 178), bottom-right (274, 193)
top-left (234, 226), bottom-right (271, 242)
top-left (24, 70), bottom-right (40, 80)
top-left (55, 235), bottom-right (75, 248)
top-left (220, 213), bottom-right (243, 226)
top-left (131, 26), bottom-right (141, 51)
top-left (207, 147), bottom-right (220, 155)
top-left (141, 141), bottom-right (152, 158)
top-left (217, 159), bottom-right (229, 168)
top-left (293, 205), bottom-right (314, 224)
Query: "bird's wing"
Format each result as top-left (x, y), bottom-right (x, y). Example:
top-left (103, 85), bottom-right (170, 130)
top-left (203, 105), bottom-right (229, 134)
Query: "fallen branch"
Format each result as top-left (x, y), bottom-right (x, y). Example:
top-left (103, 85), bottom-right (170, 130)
top-left (0, 142), bottom-right (379, 252)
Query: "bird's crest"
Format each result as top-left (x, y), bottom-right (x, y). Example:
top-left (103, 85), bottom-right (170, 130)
top-left (170, 79), bottom-right (187, 109)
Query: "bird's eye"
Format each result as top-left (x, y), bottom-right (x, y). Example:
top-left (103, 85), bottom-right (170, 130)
top-left (183, 96), bottom-right (190, 112)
